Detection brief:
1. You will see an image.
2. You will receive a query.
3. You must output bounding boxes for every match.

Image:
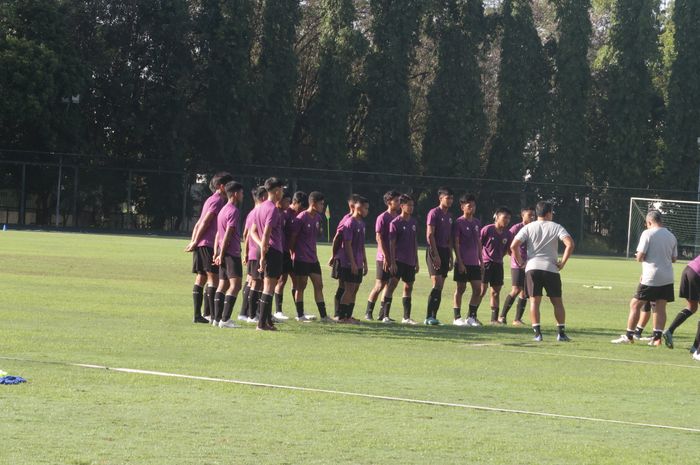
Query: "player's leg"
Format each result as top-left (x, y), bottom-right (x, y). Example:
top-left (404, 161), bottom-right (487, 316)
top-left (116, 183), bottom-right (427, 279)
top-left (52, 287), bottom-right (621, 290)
top-left (213, 272), bottom-right (230, 325)
top-left (634, 301), bottom-right (652, 339)
top-left (489, 285), bottom-right (503, 324)
top-left (467, 277), bottom-right (483, 326)
top-left (379, 277), bottom-right (399, 322)
top-left (294, 274), bottom-right (310, 321)
top-left (666, 300), bottom-right (696, 336)
top-left (309, 271), bottom-right (328, 320)
top-left (501, 267), bottom-right (523, 324)
top-left (205, 270), bottom-right (219, 321)
top-left (665, 266), bottom-right (700, 346)
top-left (192, 271), bottom-right (208, 323)
top-left (692, 320), bottom-right (700, 356)
top-left (366, 262), bottom-right (387, 320)
top-left (426, 274), bottom-right (444, 324)
top-left (453, 280), bottom-right (467, 325)
top-left (220, 272), bottom-right (242, 328)
top-left (339, 281), bottom-right (360, 322)
top-left (650, 299), bottom-right (667, 346)
top-left (239, 276), bottom-right (251, 321)
top-left (549, 296), bottom-right (569, 341)
top-left (402, 280), bottom-right (415, 324)
top-left (612, 297), bottom-right (646, 343)
top-left (529, 296), bottom-right (543, 341)
top-left (273, 269), bottom-right (289, 321)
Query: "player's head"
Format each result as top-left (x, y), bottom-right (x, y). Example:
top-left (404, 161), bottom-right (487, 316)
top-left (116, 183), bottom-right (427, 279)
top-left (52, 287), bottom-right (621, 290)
top-left (309, 191), bottom-right (325, 214)
top-left (399, 194), bottom-right (414, 215)
top-left (277, 188), bottom-right (292, 210)
top-left (459, 193), bottom-right (476, 215)
top-left (210, 172), bottom-right (234, 193)
top-left (493, 206), bottom-right (512, 227)
top-left (264, 177), bottom-right (285, 202)
top-left (437, 187), bottom-right (454, 208)
top-left (354, 195), bottom-right (370, 218)
top-left (383, 190), bottom-right (401, 211)
top-left (253, 186), bottom-right (267, 205)
top-left (646, 210), bottom-right (663, 227)
top-left (292, 191), bottom-right (308, 210)
top-left (536, 201), bottom-right (554, 219)
top-left (225, 181), bottom-right (244, 204)
top-left (521, 206), bottom-right (536, 224)
top-left (347, 193), bottom-right (361, 211)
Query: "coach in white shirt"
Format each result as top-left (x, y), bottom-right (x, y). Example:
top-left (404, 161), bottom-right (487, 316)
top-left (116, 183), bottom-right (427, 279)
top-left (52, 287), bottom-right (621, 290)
top-left (511, 201), bottom-right (575, 342)
top-left (612, 210), bottom-right (677, 346)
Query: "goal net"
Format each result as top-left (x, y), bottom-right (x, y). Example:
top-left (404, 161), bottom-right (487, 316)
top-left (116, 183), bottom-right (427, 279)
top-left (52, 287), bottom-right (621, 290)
top-left (627, 197), bottom-right (700, 259)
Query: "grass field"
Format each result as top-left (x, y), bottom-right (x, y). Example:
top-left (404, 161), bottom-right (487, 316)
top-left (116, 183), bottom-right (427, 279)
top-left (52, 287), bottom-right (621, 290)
top-left (1, 230), bottom-right (699, 465)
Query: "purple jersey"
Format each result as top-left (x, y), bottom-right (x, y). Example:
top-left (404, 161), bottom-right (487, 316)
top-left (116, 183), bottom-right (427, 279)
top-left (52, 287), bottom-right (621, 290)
top-left (426, 207), bottom-right (453, 248)
top-left (282, 208), bottom-right (298, 251)
top-left (453, 217), bottom-right (482, 266)
top-left (292, 210), bottom-right (321, 263)
top-left (216, 202), bottom-right (241, 257)
top-left (375, 211), bottom-right (397, 262)
top-left (333, 212), bottom-right (354, 259)
top-left (389, 216), bottom-right (418, 267)
top-left (338, 216), bottom-right (366, 268)
top-left (481, 224), bottom-right (512, 264)
top-left (196, 193), bottom-right (226, 247)
top-left (509, 222), bottom-right (527, 268)
top-left (255, 200), bottom-right (284, 253)
top-left (689, 255), bottom-right (700, 275)
top-left (245, 208), bottom-right (260, 261)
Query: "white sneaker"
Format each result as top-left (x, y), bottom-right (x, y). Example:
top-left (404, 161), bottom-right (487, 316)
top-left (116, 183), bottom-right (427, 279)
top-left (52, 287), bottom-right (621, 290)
top-left (381, 317), bottom-right (393, 324)
top-left (402, 318), bottom-right (417, 325)
top-left (273, 312), bottom-right (290, 321)
top-left (465, 317), bottom-right (482, 327)
top-left (203, 315), bottom-right (212, 322)
top-left (611, 334), bottom-right (633, 344)
top-left (247, 317), bottom-right (258, 324)
top-left (453, 318), bottom-right (466, 326)
top-left (237, 315), bottom-right (248, 321)
top-left (295, 315), bottom-right (314, 322)
top-left (302, 314), bottom-right (317, 320)
top-left (219, 320), bottom-right (240, 329)
top-left (693, 351), bottom-right (700, 361)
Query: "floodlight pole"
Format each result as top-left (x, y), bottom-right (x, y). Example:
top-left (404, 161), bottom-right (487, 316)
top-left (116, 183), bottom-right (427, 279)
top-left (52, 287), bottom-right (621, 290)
top-left (55, 154), bottom-right (62, 227)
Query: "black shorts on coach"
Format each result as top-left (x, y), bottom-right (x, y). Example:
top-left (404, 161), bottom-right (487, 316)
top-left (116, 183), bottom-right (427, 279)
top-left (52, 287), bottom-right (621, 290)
top-left (219, 254), bottom-right (243, 280)
top-left (376, 260), bottom-right (392, 281)
top-left (482, 261), bottom-right (504, 287)
top-left (634, 283), bottom-right (675, 303)
top-left (679, 266), bottom-right (700, 302)
top-left (192, 246), bottom-right (218, 274)
top-left (263, 248), bottom-right (284, 279)
top-left (454, 265), bottom-right (481, 283)
top-left (426, 246), bottom-right (451, 277)
top-left (340, 266), bottom-right (363, 284)
top-left (294, 260), bottom-right (322, 277)
top-left (511, 267), bottom-right (526, 288)
top-left (526, 269), bottom-right (562, 298)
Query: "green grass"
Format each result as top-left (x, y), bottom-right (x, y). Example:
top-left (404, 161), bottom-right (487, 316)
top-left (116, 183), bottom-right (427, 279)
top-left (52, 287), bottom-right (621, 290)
top-left (1, 230), bottom-right (699, 465)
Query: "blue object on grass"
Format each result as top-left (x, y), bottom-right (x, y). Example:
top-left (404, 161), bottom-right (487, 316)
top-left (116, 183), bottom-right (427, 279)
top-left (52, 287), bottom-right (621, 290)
top-left (0, 376), bottom-right (27, 385)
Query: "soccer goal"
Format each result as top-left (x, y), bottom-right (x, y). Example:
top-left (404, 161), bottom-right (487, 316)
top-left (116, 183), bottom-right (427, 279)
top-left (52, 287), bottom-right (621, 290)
top-left (627, 197), bottom-right (700, 259)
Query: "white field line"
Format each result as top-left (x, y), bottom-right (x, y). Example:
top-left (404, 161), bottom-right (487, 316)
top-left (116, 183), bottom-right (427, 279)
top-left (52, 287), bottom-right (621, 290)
top-left (462, 345), bottom-right (700, 370)
top-left (2, 356), bottom-right (698, 434)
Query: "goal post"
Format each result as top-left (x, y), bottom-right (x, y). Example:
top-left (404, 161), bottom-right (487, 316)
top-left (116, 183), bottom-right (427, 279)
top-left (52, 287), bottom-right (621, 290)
top-left (627, 197), bottom-right (700, 259)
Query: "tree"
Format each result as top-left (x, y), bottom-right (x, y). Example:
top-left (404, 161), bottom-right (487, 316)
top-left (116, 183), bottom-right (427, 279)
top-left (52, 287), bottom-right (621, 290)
top-left (422, 0), bottom-right (487, 178)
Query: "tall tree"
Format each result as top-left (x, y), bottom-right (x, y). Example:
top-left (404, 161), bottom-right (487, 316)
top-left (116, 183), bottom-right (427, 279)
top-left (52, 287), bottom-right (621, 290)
top-left (484, 0), bottom-right (549, 182)
top-left (363, 0), bottom-right (423, 173)
top-left (252, 0), bottom-right (301, 166)
top-left (664, 0), bottom-right (700, 193)
top-left (422, 0), bottom-right (487, 178)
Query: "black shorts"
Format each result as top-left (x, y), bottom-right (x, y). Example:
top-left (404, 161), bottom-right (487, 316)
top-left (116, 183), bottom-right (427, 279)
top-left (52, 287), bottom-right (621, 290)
top-left (331, 258), bottom-right (341, 280)
top-left (294, 260), bottom-right (322, 277)
top-left (376, 260), bottom-right (391, 281)
top-left (247, 259), bottom-right (262, 280)
top-left (395, 261), bottom-right (416, 283)
top-left (192, 246), bottom-right (218, 274)
top-left (511, 267), bottom-right (526, 288)
top-left (426, 247), bottom-right (451, 277)
top-left (263, 248), bottom-right (284, 279)
top-left (482, 262), bottom-right (504, 287)
top-left (634, 283), bottom-right (675, 303)
top-left (526, 270), bottom-right (562, 298)
top-left (219, 255), bottom-right (243, 280)
top-left (339, 266), bottom-right (363, 284)
top-left (283, 251), bottom-right (294, 274)
top-left (454, 265), bottom-right (482, 283)
top-left (679, 266), bottom-right (700, 302)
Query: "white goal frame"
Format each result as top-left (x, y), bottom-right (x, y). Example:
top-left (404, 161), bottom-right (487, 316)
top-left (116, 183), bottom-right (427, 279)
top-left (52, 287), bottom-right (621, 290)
top-left (627, 197), bottom-right (700, 258)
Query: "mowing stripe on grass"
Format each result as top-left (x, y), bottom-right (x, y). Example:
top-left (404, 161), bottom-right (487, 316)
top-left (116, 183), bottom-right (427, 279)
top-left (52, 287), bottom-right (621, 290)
top-left (463, 345), bottom-right (700, 370)
top-left (2, 355), bottom-right (699, 434)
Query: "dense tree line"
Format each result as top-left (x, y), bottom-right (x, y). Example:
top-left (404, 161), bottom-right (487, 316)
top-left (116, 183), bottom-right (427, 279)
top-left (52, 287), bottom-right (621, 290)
top-left (1, 0), bottom-right (699, 249)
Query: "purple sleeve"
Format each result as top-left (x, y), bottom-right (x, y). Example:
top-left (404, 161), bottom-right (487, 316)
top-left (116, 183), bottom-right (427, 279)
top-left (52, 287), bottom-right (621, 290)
top-left (480, 225), bottom-right (489, 244)
top-left (342, 221), bottom-right (353, 242)
top-left (291, 215), bottom-right (303, 235)
top-left (389, 220), bottom-right (398, 241)
top-left (225, 209), bottom-right (236, 229)
top-left (375, 214), bottom-right (385, 234)
top-left (426, 209), bottom-right (437, 227)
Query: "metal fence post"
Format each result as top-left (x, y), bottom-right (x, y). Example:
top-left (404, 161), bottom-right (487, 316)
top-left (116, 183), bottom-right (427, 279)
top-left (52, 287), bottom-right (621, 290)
top-left (19, 163), bottom-right (26, 225)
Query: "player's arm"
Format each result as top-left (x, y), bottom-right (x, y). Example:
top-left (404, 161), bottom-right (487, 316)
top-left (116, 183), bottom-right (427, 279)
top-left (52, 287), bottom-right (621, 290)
top-left (329, 230), bottom-right (343, 266)
top-left (258, 225), bottom-right (272, 272)
top-left (218, 226), bottom-right (235, 266)
top-left (510, 239), bottom-right (524, 268)
top-left (185, 212), bottom-right (215, 251)
top-left (635, 252), bottom-right (646, 262)
top-left (344, 238), bottom-right (357, 275)
top-left (362, 242), bottom-right (368, 276)
top-left (389, 237), bottom-right (398, 274)
top-left (414, 235), bottom-right (419, 274)
top-left (288, 230), bottom-right (299, 256)
top-left (427, 224), bottom-right (440, 268)
top-left (448, 229), bottom-right (454, 270)
top-left (558, 236), bottom-right (575, 270)
top-left (453, 232), bottom-right (465, 272)
top-left (377, 231), bottom-right (390, 271)
top-left (213, 231), bottom-right (221, 261)
top-left (241, 226), bottom-right (249, 265)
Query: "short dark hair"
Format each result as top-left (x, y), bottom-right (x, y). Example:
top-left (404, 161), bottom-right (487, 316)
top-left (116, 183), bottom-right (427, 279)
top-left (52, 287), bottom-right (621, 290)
top-left (521, 205), bottom-right (535, 212)
top-left (309, 191), bottom-right (324, 203)
top-left (437, 187), bottom-right (454, 198)
top-left (460, 193), bottom-right (476, 204)
top-left (383, 190), bottom-right (401, 205)
top-left (399, 194), bottom-right (414, 205)
top-left (536, 201), bottom-right (553, 217)
top-left (355, 195), bottom-right (369, 205)
top-left (292, 191), bottom-right (308, 207)
top-left (210, 172), bottom-right (234, 192)
top-left (494, 206), bottom-right (512, 216)
top-left (225, 181), bottom-right (244, 197)
top-left (347, 193), bottom-right (361, 203)
top-left (254, 186), bottom-right (267, 201)
top-left (264, 177), bottom-right (285, 190)
top-left (281, 188), bottom-right (293, 201)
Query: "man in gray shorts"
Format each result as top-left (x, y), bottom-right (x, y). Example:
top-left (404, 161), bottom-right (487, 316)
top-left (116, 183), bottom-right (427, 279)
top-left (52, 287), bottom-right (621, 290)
top-left (611, 210), bottom-right (677, 346)
top-left (511, 201), bottom-right (575, 342)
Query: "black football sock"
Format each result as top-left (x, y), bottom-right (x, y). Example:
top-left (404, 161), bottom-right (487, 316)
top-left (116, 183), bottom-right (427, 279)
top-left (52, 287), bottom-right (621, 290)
top-left (366, 300), bottom-right (376, 318)
top-left (222, 295), bottom-right (237, 322)
top-left (266, 296), bottom-right (275, 326)
top-left (257, 293), bottom-right (272, 327)
top-left (693, 321), bottom-right (700, 350)
top-left (403, 297), bottom-right (412, 320)
top-left (295, 301), bottom-right (304, 318)
top-left (250, 290), bottom-right (261, 319)
top-left (380, 298), bottom-right (393, 320)
top-left (205, 285), bottom-right (216, 318)
top-left (334, 287), bottom-right (344, 318)
top-left (338, 303), bottom-right (348, 319)
top-left (192, 285), bottom-right (204, 318)
top-left (490, 307), bottom-right (498, 322)
top-left (348, 303), bottom-right (355, 319)
top-left (317, 301), bottom-right (328, 319)
top-left (652, 329), bottom-right (663, 341)
top-left (453, 307), bottom-right (461, 320)
top-left (274, 292), bottom-right (283, 315)
top-left (468, 304), bottom-right (479, 319)
top-left (291, 287), bottom-right (297, 302)
top-left (532, 324), bottom-right (542, 337)
top-left (626, 328), bottom-right (635, 340)
top-left (427, 288), bottom-right (441, 319)
top-left (240, 283), bottom-right (250, 317)
top-left (500, 295), bottom-right (515, 319)
top-left (514, 298), bottom-right (526, 321)
top-left (634, 325), bottom-right (645, 338)
top-left (214, 291), bottom-right (225, 322)
top-left (668, 309), bottom-right (694, 334)
top-left (557, 324), bottom-right (566, 336)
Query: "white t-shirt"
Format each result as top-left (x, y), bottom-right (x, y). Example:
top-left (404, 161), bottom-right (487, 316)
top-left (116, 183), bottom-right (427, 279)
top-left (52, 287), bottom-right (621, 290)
top-left (514, 220), bottom-right (571, 273)
top-left (636, 227), bottom-right (677, 286)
